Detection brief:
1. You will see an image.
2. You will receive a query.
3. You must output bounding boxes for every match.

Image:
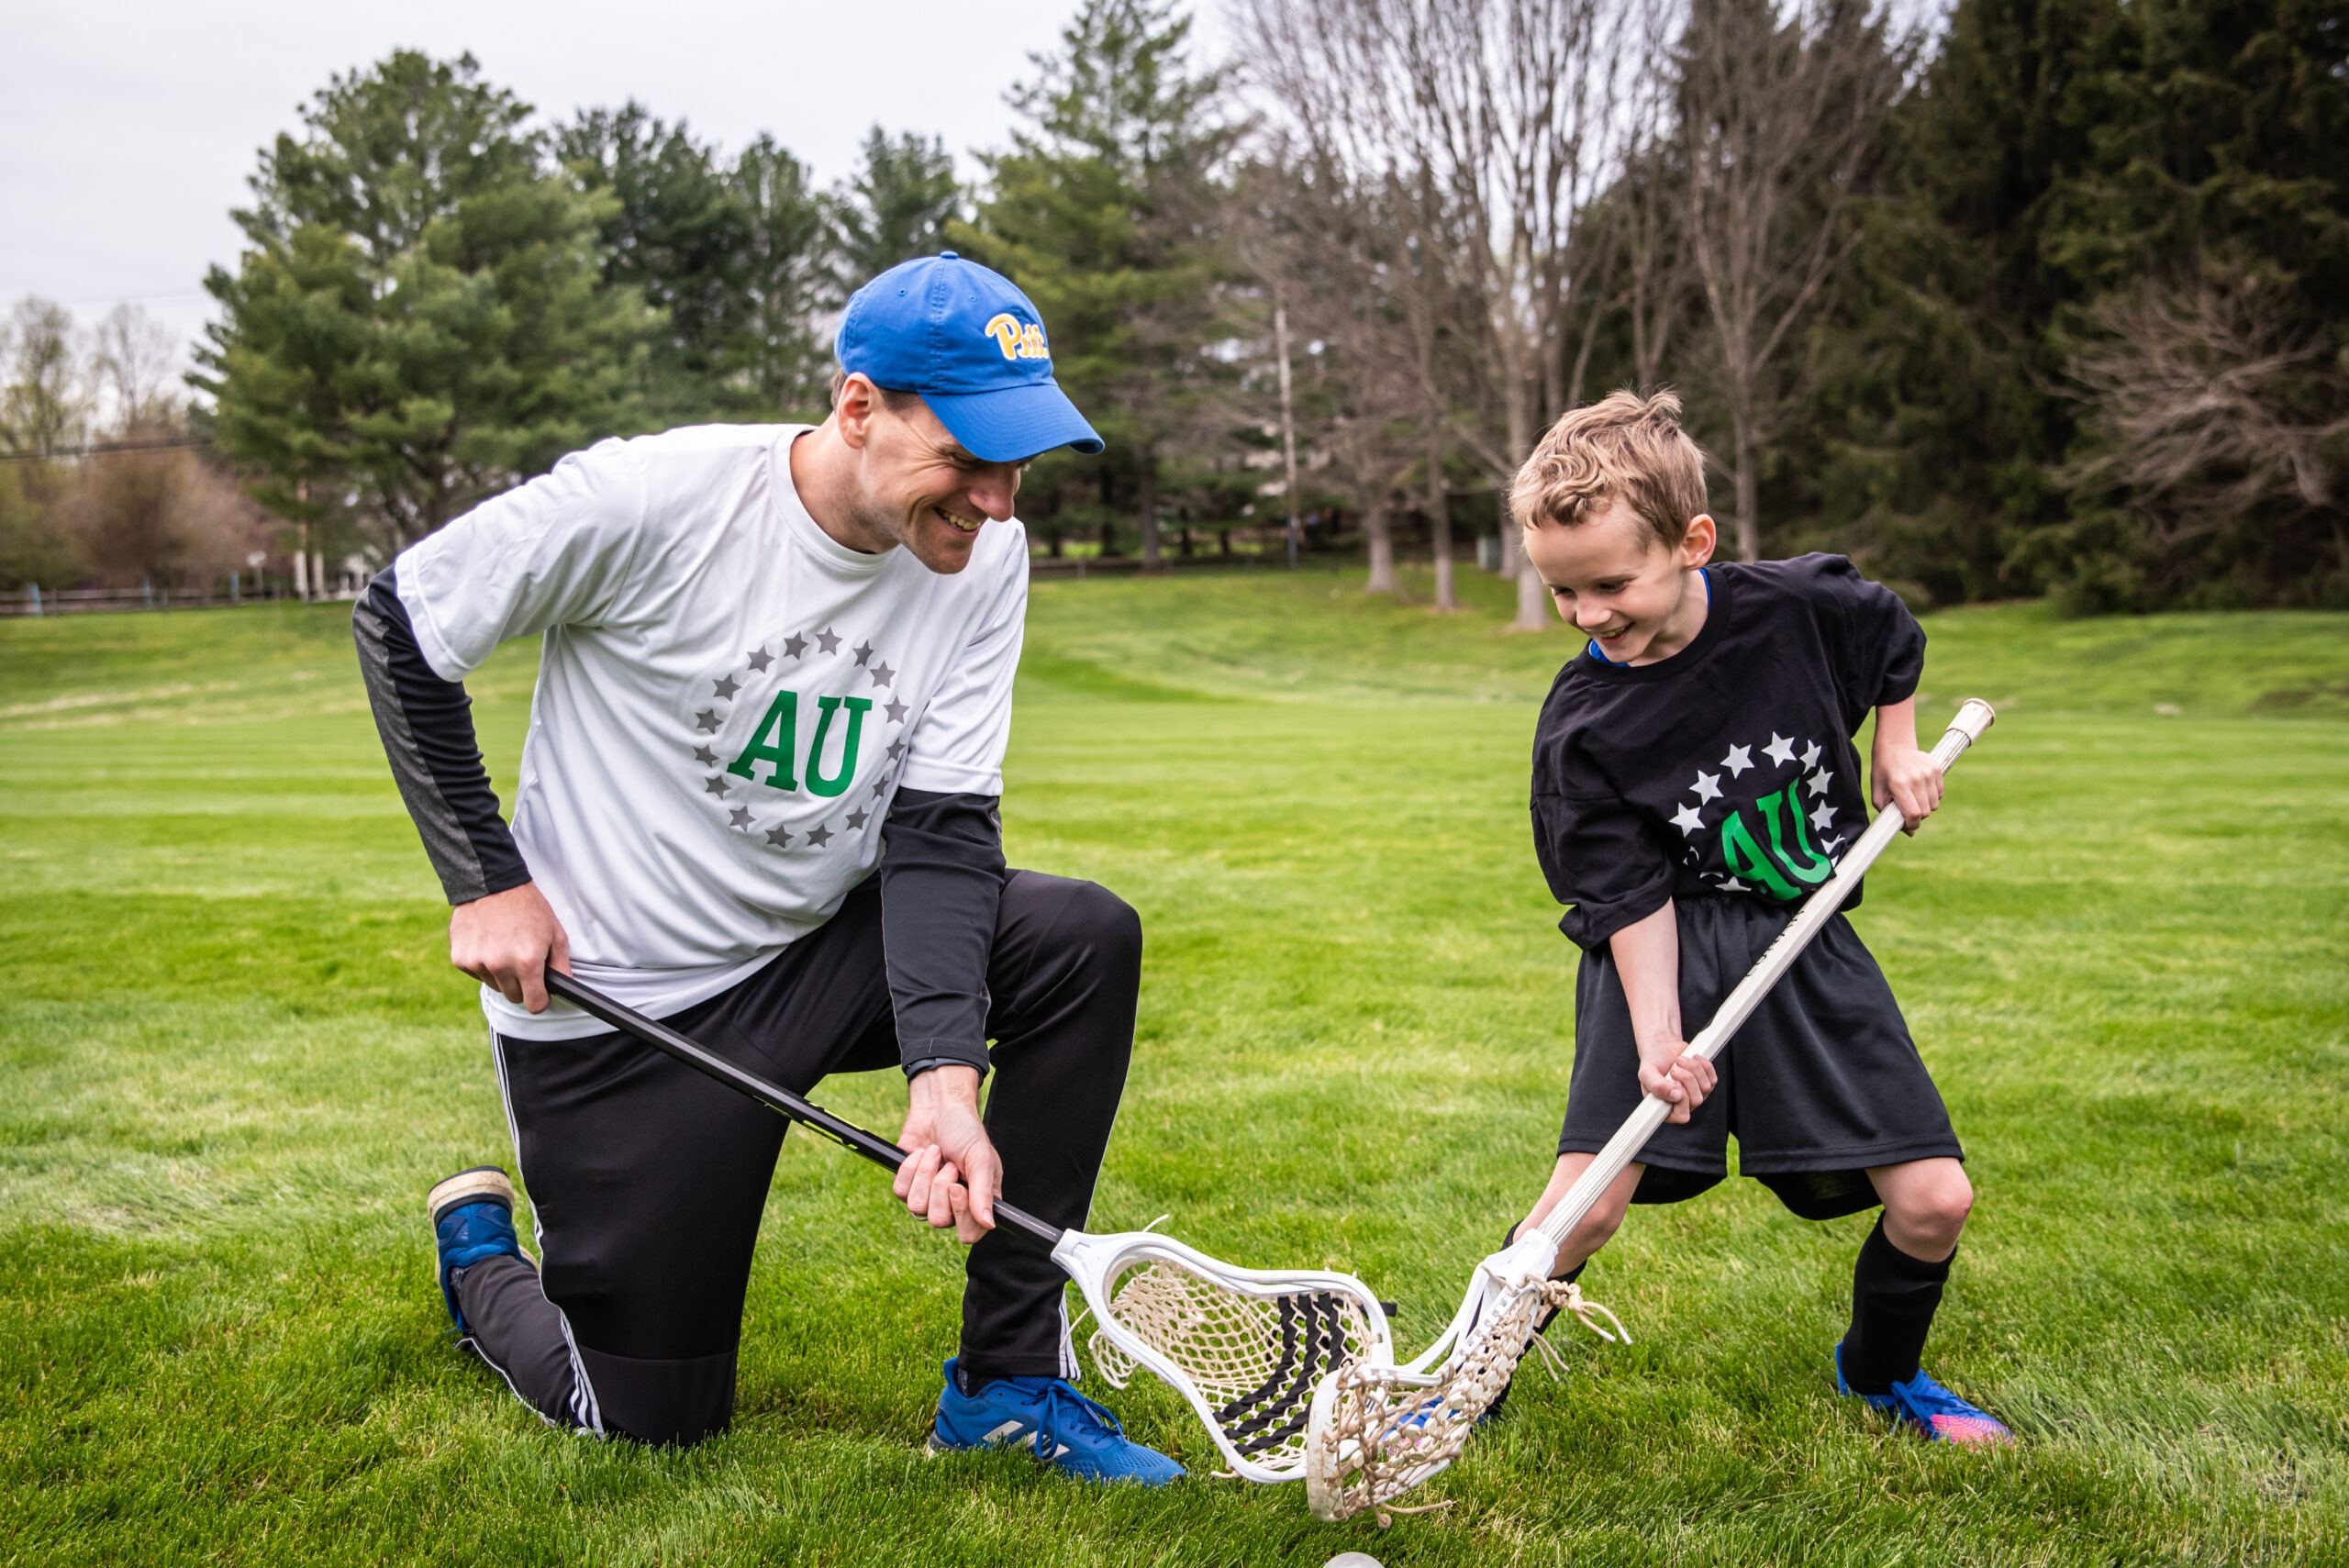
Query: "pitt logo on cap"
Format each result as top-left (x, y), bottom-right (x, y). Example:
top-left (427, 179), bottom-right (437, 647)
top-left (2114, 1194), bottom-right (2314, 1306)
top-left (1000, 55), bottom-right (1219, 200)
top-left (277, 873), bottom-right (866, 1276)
top-left (984, 312), bottom-right (1050, 362)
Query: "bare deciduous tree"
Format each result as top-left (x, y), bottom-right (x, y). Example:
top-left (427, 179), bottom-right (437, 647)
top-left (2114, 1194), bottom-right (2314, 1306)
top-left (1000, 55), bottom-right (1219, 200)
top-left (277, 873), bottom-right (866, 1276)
top-left (0, 297), bottom-right (91, 457)
top-left (2066, 272), bottom-right (2349, 579)
top-left (58, 448), bottom-right (268, 590)
top-left (1243, 0), bottom-right (1648, 627)
top-left (1674, 0), bottom-right (1906, 560)
top-left (1230, 144), bottom-right (1429, 594)
top-left (1610, 4), bottom-right (1696, 393)
top-left (91, 305), bottom-right (184, 432)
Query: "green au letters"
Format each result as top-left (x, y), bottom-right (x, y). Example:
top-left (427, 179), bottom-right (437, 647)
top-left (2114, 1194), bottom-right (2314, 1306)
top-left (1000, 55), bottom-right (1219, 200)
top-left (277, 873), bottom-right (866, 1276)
top-left (1718, 786), bottom-right (1836, 901)
top-left (726, 689), bottom-right (871, 795)
top-left (805, 695), bottom-right (871, 797)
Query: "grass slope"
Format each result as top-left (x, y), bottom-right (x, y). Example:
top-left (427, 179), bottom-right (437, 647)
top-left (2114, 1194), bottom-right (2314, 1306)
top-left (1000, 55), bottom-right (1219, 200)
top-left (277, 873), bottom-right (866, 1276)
top-left (2, 566), bottom-right (2343, 1565)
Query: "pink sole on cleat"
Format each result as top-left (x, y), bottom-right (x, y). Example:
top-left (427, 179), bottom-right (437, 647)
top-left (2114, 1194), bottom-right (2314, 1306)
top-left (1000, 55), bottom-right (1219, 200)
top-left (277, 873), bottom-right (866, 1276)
top-left (1924, 1412), bottom-right (2014, 1448)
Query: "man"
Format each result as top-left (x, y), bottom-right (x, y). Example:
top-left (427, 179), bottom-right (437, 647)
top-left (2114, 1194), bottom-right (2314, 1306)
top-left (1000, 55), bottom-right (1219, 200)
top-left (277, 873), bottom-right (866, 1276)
top-left (353, 254), bottom-right (1180, 1482)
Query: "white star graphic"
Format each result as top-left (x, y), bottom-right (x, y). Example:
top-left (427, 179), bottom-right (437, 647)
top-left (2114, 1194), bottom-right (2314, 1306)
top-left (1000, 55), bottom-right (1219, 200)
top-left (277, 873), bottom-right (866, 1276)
top-left (1720, 744), bottom-right (1753, 777)
top-left (1805, 769), bottom-right (1833, 797)
top-left (1824, 836), bottom-right (1847, 854)
top-left (1690, 769), bottom-right (1722, 803)
top-left (1809, 801), bottom-right (1837, 833)
top-left (1800, 740), bottom-right (1821, 770)
top-left (1671, 802), bottom-right (1705, 836)
top-left (1764, 733), bottom-right (1797, 767)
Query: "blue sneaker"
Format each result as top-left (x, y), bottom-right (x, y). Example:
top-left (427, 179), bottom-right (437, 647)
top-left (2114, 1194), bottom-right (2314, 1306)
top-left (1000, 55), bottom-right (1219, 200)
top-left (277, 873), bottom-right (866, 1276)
top-left (1835, 1345), bottom-right (2014, 1448)
top-left (928, 1358), bottom-right (1184, 1485)
top-left (427, 1166), bottom-right (522, 1334)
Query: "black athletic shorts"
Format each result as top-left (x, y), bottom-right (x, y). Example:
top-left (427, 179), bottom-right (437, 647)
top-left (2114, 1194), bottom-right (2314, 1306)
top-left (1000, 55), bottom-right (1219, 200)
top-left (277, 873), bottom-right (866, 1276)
top-left (1557, 895), bottom-right (1962, 1220)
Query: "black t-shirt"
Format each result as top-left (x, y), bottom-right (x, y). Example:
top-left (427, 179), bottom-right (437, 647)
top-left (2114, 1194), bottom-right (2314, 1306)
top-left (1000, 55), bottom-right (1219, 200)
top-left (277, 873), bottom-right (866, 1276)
top-left (1530, 554), bottom-right (1925, 950)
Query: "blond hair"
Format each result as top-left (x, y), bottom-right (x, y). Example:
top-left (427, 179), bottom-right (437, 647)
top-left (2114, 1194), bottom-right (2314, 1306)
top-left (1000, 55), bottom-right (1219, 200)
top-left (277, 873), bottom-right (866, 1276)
top-left (1509, 389), bottom-right (1709, 547)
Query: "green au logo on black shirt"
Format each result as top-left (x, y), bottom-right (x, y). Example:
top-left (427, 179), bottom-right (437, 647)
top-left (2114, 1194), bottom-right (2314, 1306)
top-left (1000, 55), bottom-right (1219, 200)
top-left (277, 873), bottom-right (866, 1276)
top-left (1677, 733), bottom-right (1850, 902)
top-left (1718, 781), bottom-right (1837, 899)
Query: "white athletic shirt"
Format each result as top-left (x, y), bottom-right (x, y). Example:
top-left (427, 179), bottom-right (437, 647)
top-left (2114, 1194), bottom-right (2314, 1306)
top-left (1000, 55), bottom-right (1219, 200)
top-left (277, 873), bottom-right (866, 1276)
top-left (394, 423), bottom-right (1028, 1040)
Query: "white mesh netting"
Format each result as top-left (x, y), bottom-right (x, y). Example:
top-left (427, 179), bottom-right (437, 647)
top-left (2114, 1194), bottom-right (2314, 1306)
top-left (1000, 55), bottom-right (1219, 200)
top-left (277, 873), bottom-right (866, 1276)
top-left (1308, 1279), bottom-right (1626, 1524)
top-left (1088, 1257), bottom-right (1380, 1473)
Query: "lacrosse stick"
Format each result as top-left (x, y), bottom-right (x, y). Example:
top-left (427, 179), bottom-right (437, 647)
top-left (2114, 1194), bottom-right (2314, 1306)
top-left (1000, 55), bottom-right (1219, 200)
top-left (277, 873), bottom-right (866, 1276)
top-left (1306, 699), bottom-right (1998, 1523)
top-left (541, 969), bottom-right (1391, 1482)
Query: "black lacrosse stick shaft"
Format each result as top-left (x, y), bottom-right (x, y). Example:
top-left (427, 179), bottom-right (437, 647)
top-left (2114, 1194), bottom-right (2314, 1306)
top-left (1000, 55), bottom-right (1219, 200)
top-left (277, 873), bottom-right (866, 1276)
top-left (542, 970), bottom-right (1063, 1246)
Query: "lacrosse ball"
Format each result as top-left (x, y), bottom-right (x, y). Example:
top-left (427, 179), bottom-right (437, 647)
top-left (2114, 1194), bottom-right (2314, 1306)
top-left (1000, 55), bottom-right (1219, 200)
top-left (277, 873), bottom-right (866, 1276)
top-left (1324, 1555), bottom-right (1384, 1568)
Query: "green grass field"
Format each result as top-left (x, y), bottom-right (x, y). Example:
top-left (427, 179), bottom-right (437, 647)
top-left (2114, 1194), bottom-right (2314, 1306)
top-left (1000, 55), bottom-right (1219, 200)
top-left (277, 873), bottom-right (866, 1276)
top-left (3, 568), bottom-right (2344, 1565)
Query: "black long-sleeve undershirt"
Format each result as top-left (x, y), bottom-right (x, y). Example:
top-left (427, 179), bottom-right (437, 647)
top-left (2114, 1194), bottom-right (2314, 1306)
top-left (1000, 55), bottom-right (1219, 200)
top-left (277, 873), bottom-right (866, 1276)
top-left (877, 788), bottom-right (1007, 1079)
top-left (353, 567), bottom-right (529, 904)
top-left (353, 565), bottom-right (1008, 1078)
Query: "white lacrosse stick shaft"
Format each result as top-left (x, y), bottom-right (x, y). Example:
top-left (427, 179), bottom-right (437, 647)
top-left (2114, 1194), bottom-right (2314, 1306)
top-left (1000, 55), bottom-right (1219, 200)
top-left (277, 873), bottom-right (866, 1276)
top-left (1529, 698), bottom-right (1997, 1258)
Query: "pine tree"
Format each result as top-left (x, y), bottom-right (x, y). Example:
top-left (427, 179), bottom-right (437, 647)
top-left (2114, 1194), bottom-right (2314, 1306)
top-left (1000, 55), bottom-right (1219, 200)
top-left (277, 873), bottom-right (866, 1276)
top-left (196, 52), bottom-right (654, 550)
top-left (1795, 0), bottom-right (2345, 607)
top-left (1786, 0), bottom-right (2113, 604)
top-left (732, 136), bottom-right (835, 419)
top-left (561, 104), bottom-right (752, 418)
top-left (834, 128), bottom-right (961, 284)
top-left (956, 0), bottom-right (1231, 565)
top-left (2038, 0), bottom-right (2349, 605)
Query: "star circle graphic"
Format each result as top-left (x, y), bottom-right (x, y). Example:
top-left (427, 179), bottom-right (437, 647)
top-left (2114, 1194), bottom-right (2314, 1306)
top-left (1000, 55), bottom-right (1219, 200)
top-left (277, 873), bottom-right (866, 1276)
top-left (689, 626), bottom-right (915, 851)
top-left (1683, 733), bottom-right (1850, 890)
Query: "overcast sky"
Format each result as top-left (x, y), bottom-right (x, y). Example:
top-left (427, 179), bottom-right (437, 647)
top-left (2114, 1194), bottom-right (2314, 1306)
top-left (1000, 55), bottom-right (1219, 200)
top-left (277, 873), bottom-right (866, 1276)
top-left (2, 0), bottom-right (1225, 373)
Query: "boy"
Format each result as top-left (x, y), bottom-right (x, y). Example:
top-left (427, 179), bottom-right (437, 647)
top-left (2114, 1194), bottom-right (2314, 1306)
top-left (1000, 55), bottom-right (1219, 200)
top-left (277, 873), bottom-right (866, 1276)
top-left (1502, 390), bottom-right (2010, 1445)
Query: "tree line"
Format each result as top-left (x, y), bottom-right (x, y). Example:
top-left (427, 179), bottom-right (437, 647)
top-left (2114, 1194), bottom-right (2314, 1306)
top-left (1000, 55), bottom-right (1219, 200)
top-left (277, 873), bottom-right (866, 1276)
top-left (0, 299), bottom-right (266, 596)
top-left (5, 0), bottom-right (2340, 612)
top-left (1230, 0), bottom-right (2343, 615)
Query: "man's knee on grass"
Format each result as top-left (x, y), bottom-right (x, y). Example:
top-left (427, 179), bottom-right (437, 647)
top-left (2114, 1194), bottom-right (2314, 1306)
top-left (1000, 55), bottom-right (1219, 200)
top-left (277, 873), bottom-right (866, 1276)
top-left (1060, 878), bottom-right (1141, 977)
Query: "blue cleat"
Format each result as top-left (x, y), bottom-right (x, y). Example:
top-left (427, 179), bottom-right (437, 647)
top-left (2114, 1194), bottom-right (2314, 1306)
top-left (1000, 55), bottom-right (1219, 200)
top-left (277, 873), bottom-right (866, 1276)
top-left (928, 1358), bottom-right (1184, 1485)
top-left (427, 1165), bottom-right (523, 1334)
top-left (1835, 1345), bottom-right (2014, 1448)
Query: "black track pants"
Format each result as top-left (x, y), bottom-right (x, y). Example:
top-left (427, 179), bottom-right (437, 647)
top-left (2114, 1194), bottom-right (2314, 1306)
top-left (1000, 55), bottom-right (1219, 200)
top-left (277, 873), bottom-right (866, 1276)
top-left (455, 869), bottom-right (1140, 1445)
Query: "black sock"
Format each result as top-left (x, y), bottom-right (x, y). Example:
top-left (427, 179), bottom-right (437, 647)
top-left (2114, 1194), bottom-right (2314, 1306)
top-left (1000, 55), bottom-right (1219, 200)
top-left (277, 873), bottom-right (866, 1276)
top-left (955, 1362), bottom-right (1015, 1396)
top-left (1839, 1216), bottom-right (1951, 1396)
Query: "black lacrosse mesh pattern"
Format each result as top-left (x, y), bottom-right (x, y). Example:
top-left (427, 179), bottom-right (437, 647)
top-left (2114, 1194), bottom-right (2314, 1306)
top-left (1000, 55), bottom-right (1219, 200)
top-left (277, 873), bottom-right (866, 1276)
top-left (1094, 1258), bottom-right (1375, 1463)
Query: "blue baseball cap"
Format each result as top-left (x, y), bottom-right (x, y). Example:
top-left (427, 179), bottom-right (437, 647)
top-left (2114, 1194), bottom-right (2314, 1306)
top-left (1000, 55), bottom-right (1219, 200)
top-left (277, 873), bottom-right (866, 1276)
top-left (836, 253), bottom-right (1104, 462)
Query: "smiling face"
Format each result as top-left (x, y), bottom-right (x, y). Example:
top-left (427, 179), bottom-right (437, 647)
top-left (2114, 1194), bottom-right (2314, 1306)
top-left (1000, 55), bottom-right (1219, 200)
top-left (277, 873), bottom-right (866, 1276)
top-left (1523, 500), bottom-right (1718, 665)
top-left (837, 378), bottom-right (1030, 574)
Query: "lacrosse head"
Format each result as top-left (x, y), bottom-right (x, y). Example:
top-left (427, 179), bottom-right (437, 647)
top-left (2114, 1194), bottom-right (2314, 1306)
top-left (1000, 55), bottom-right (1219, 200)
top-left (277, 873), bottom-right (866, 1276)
top-left (1051, 1226), bottom-right (1393, 1484)
top-left (1307, 1231), bottom-right (1622, 1523)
